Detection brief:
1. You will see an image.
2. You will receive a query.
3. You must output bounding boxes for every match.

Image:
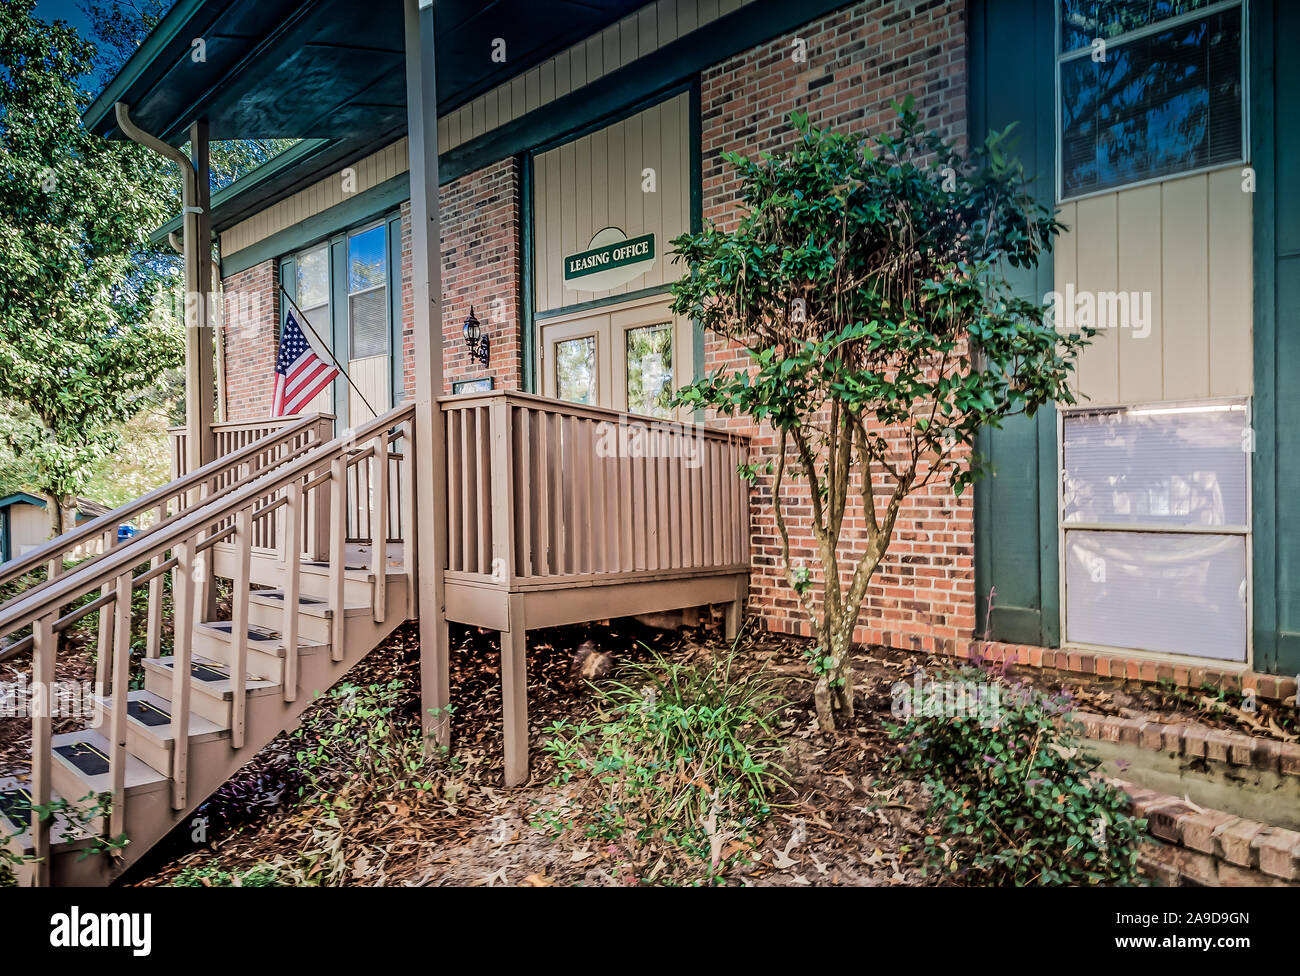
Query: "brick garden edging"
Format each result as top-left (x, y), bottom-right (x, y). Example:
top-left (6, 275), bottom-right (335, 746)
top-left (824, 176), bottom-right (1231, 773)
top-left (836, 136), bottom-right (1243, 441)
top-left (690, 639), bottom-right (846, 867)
top-left (1110, 778), bottom-right (1300, 886)
top-left (958, 639), bottom-right (1298, 704)
top-left (1073, 710), bottom-right (1300, 777)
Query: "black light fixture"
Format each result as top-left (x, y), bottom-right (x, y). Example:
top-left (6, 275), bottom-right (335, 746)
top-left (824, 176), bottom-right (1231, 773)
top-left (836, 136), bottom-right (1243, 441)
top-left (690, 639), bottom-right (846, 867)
top-left (463, 306), bottom-right (490, 368)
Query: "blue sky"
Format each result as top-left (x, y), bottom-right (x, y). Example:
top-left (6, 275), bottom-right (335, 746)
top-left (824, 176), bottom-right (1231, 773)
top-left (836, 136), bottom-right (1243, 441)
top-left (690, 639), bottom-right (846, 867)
top-left (34, 0), bottom-right (94, 37)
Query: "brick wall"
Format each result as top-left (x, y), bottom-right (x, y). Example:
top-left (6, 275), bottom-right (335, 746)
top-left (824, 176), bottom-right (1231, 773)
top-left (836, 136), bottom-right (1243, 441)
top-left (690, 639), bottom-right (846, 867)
top-left (399, 156), bottom-right (524, 398)
top-left (700, 0), bottom-right (974, 653)
top-left (220, 260), bottom-right (279, 420)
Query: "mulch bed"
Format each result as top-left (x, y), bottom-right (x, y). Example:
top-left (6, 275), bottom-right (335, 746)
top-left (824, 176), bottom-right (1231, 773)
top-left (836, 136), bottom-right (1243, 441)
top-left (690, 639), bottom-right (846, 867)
top-left (4, 609), bottom-right (1294, 886)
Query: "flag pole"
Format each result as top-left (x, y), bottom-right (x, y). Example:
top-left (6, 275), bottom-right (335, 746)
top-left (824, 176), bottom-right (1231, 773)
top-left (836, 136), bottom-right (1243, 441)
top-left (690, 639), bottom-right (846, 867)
top-left (278, 284), bottom-right (381, 421)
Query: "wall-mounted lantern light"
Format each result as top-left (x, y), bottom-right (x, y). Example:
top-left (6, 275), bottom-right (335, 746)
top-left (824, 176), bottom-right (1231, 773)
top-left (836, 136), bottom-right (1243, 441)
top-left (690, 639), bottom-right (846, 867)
top-left (463, 306), bottom-right (490, 369)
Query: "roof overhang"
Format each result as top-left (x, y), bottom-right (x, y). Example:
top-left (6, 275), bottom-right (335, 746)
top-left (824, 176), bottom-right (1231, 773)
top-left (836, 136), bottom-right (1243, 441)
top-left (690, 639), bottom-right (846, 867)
top-left (83, 0), bottom-right (649, 147)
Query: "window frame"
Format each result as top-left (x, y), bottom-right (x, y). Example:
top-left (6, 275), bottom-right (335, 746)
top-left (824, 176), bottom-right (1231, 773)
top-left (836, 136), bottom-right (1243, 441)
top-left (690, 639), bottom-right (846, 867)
top-left (1054, 0), bottom-right (1250, 204)
top-left (1056, 395), bottom-right (1253, 664)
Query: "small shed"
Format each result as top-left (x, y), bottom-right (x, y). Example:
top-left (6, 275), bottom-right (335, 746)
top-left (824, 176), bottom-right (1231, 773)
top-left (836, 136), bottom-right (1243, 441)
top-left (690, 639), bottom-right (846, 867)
top-left (0, 494), bottom-right (110, 564)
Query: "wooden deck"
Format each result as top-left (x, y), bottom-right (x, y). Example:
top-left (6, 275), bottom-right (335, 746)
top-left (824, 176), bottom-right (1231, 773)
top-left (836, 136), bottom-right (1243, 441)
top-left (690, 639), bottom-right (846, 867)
top-left (171, 393), bottom-right (752, 633)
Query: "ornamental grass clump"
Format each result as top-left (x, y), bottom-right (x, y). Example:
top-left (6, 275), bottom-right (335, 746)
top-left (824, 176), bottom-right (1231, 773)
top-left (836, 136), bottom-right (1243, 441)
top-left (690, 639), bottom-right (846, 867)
top-left (539, 647), bottom-right (786, 885)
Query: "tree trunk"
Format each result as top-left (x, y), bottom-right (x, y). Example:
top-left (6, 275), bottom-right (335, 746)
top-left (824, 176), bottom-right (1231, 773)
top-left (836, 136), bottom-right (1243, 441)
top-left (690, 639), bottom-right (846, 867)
top-left (813, 618), bottom-right (855, 731)
top-left (43, 493), bottom-right (70, 540)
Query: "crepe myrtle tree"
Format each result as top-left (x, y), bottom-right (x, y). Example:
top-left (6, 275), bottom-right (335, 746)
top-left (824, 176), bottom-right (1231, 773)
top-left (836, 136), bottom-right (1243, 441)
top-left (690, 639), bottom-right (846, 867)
top-left (0, 0), bottom-right (182, 537)
top-left (669, 102), bottom-right (1090, 730)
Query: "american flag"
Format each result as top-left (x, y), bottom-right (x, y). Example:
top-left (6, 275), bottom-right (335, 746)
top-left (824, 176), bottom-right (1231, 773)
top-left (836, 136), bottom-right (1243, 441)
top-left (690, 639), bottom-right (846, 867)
top-left (272, 311), bottom-right (339, 416)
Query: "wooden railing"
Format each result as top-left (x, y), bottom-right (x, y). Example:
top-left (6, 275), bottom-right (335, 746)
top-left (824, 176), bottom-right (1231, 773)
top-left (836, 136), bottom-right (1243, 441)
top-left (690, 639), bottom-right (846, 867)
top-left (171, 416), bottom-right (404, 548)
top-left (1, 414), bottom-right (333, 614)
top-left (442, 392), bottom-right (750, 588)
top-left (0, 405), bottom-right (415, 884)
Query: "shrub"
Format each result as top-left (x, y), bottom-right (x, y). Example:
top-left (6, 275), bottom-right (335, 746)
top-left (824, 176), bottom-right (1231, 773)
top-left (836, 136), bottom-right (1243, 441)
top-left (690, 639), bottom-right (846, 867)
top-left (888, 668), bottom-right (1144, 886)
top-left (170, 862), bottom-right (283, 887)
top-left (539, 647), bottom-right (786, 885)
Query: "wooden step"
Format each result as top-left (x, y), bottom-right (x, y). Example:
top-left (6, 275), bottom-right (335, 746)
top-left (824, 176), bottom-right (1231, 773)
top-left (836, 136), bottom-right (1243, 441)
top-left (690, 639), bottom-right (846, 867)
top-left (0, 776), bottom-right (100, 858)
top-left (192, 620), bottom-right (329, 684)
top-left (247, 589), bottom-right (373, 644)
top-left (94, 689), bottom-right (229, 777)
top-left (210, 543), bottom-right (403, 603)
top-left (141, 655), bottom-right (280, 727)
top-left (47, 730), bottom-right (169, 812)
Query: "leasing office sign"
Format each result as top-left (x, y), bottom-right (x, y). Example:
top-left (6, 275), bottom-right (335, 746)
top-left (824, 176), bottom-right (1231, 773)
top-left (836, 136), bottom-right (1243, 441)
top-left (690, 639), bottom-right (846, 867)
top-left (563, 227), bottom-right (656, 292)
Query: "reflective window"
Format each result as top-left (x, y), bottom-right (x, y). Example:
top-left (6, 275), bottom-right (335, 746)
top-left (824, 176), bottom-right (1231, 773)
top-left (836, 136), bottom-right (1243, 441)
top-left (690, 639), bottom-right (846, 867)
top-left (625, 323), bottom-right (673, 418)
top-left (1057, 2), bottom-right (1243, 199)
top-left (1061, 402), bottom-right (1250, 661)
top-left (555, 336), bottom-right (597, 404)
top-left (348, 225), bottom-right (388, 359)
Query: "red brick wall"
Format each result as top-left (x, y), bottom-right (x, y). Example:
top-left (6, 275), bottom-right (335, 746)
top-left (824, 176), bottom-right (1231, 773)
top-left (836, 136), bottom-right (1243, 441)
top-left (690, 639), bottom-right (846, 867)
top-left (399, 157), bottom-right (524, 398)
top-left (220, 260), bottom-right (279, 420)
top-left (701, 0), bottom-right (974, 654)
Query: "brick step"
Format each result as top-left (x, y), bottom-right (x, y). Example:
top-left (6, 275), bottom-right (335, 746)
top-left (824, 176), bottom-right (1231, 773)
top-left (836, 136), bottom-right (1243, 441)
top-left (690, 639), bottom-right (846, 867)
top-left (1110, 777), bottom-right (1300, 886)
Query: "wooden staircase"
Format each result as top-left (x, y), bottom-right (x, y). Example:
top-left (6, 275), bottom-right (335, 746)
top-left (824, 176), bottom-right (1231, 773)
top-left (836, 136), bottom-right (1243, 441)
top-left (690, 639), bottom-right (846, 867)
top-left (0, 406), bottom-right (415, 886)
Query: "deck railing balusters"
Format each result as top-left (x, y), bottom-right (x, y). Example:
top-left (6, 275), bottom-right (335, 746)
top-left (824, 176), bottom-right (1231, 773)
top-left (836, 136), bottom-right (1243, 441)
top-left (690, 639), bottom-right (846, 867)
top-left (283, 479), bottom-right (303, 702)
top-left (229, 506), bottom-right (252, 748)
top-left (31, 612), bottom-right (55, 886)
top-left (372, 430), bottom-right (389, 622)
top-left (328, 456), bottom-right (348, 661)
top-left (109, 572), bottom-right (133, 841)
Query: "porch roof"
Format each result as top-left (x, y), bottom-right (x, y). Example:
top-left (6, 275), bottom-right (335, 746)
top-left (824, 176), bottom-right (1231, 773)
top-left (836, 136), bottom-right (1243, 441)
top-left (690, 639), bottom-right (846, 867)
top-left (83, 0), bottom-right (647, 147)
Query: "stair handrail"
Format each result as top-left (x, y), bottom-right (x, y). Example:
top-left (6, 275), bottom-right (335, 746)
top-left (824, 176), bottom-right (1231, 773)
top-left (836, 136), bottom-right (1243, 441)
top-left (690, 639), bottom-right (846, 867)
top-left (0, 413), bottom-right (332, 598)
top-left (0, 404), bottom-right (414, 644)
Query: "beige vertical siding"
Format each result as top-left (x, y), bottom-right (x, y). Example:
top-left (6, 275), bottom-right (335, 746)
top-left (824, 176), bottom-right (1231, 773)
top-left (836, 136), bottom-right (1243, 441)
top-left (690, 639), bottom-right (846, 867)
top-left (221, 139), bottom-right (410, 255)
top-left (1056, 165), bottom-right (1253, 407)
top-left (532, 92), bottom-right (691, 313)
top-left (348, 354), bottom-right (390, 423)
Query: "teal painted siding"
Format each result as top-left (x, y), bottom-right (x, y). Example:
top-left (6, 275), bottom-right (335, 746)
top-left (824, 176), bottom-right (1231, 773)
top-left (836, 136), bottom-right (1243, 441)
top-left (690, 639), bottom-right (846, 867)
top-left (1252, 0), bottom-right (1300, 674)
top-left (969, 0), bottom-right (1060, 647)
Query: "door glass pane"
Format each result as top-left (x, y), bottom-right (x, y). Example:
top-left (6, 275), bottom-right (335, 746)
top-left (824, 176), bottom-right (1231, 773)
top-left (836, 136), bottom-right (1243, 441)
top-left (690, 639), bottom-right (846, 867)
top-left (626, 323), bottom-right (672, 418)
top-left (555, 336), bottom-right (597, 404)
top-left (1065, 529), bottom-right (1247, 661)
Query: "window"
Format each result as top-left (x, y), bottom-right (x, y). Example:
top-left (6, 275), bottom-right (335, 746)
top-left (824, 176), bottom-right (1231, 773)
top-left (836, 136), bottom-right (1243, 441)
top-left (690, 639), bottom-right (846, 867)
top-left (294, 244), bottom-right (330, 339)
top-left (1057, 0), bottom-right (1245, 200)
top-left (347, 224), bottom-right (388, 360)
top-left (1060, 401), bottom-right (1249, 661)
top-left (625, 323), bottom-right (673, 418)
top-left (555, 336), bottom-right (597, 404)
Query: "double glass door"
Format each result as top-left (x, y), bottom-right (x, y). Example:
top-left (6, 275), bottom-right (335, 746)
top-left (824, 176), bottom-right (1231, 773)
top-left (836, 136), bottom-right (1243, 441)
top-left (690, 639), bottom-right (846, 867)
top-left (539, 297), bottom-right (690, 418)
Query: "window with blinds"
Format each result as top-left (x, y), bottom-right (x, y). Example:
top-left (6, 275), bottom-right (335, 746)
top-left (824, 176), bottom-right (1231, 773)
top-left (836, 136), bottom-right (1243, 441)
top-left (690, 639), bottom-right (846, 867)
top-left (348, 224), bottom-right (388, 360)
top-left (1057, 0), bottom-right (1245, 200)
top-left (1061, 402), bottom-right (1250, 661)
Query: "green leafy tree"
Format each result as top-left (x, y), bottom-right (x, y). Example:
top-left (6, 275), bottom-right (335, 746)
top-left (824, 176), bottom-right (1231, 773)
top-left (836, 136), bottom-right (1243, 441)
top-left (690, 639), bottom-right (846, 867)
top-left (0, 0), bottom-right (183, 536)
top-left (670, 104), bottom-right (1089, 731)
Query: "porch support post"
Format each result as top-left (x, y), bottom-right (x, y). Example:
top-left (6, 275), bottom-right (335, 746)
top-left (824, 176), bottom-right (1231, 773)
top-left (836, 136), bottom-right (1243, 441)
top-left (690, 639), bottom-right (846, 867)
top-left (404, 0), bottom-right (451, 751)
top-left (501, 593), bottom-right (529, 786)
top-left (186, 120), bottom-right (217, 474)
